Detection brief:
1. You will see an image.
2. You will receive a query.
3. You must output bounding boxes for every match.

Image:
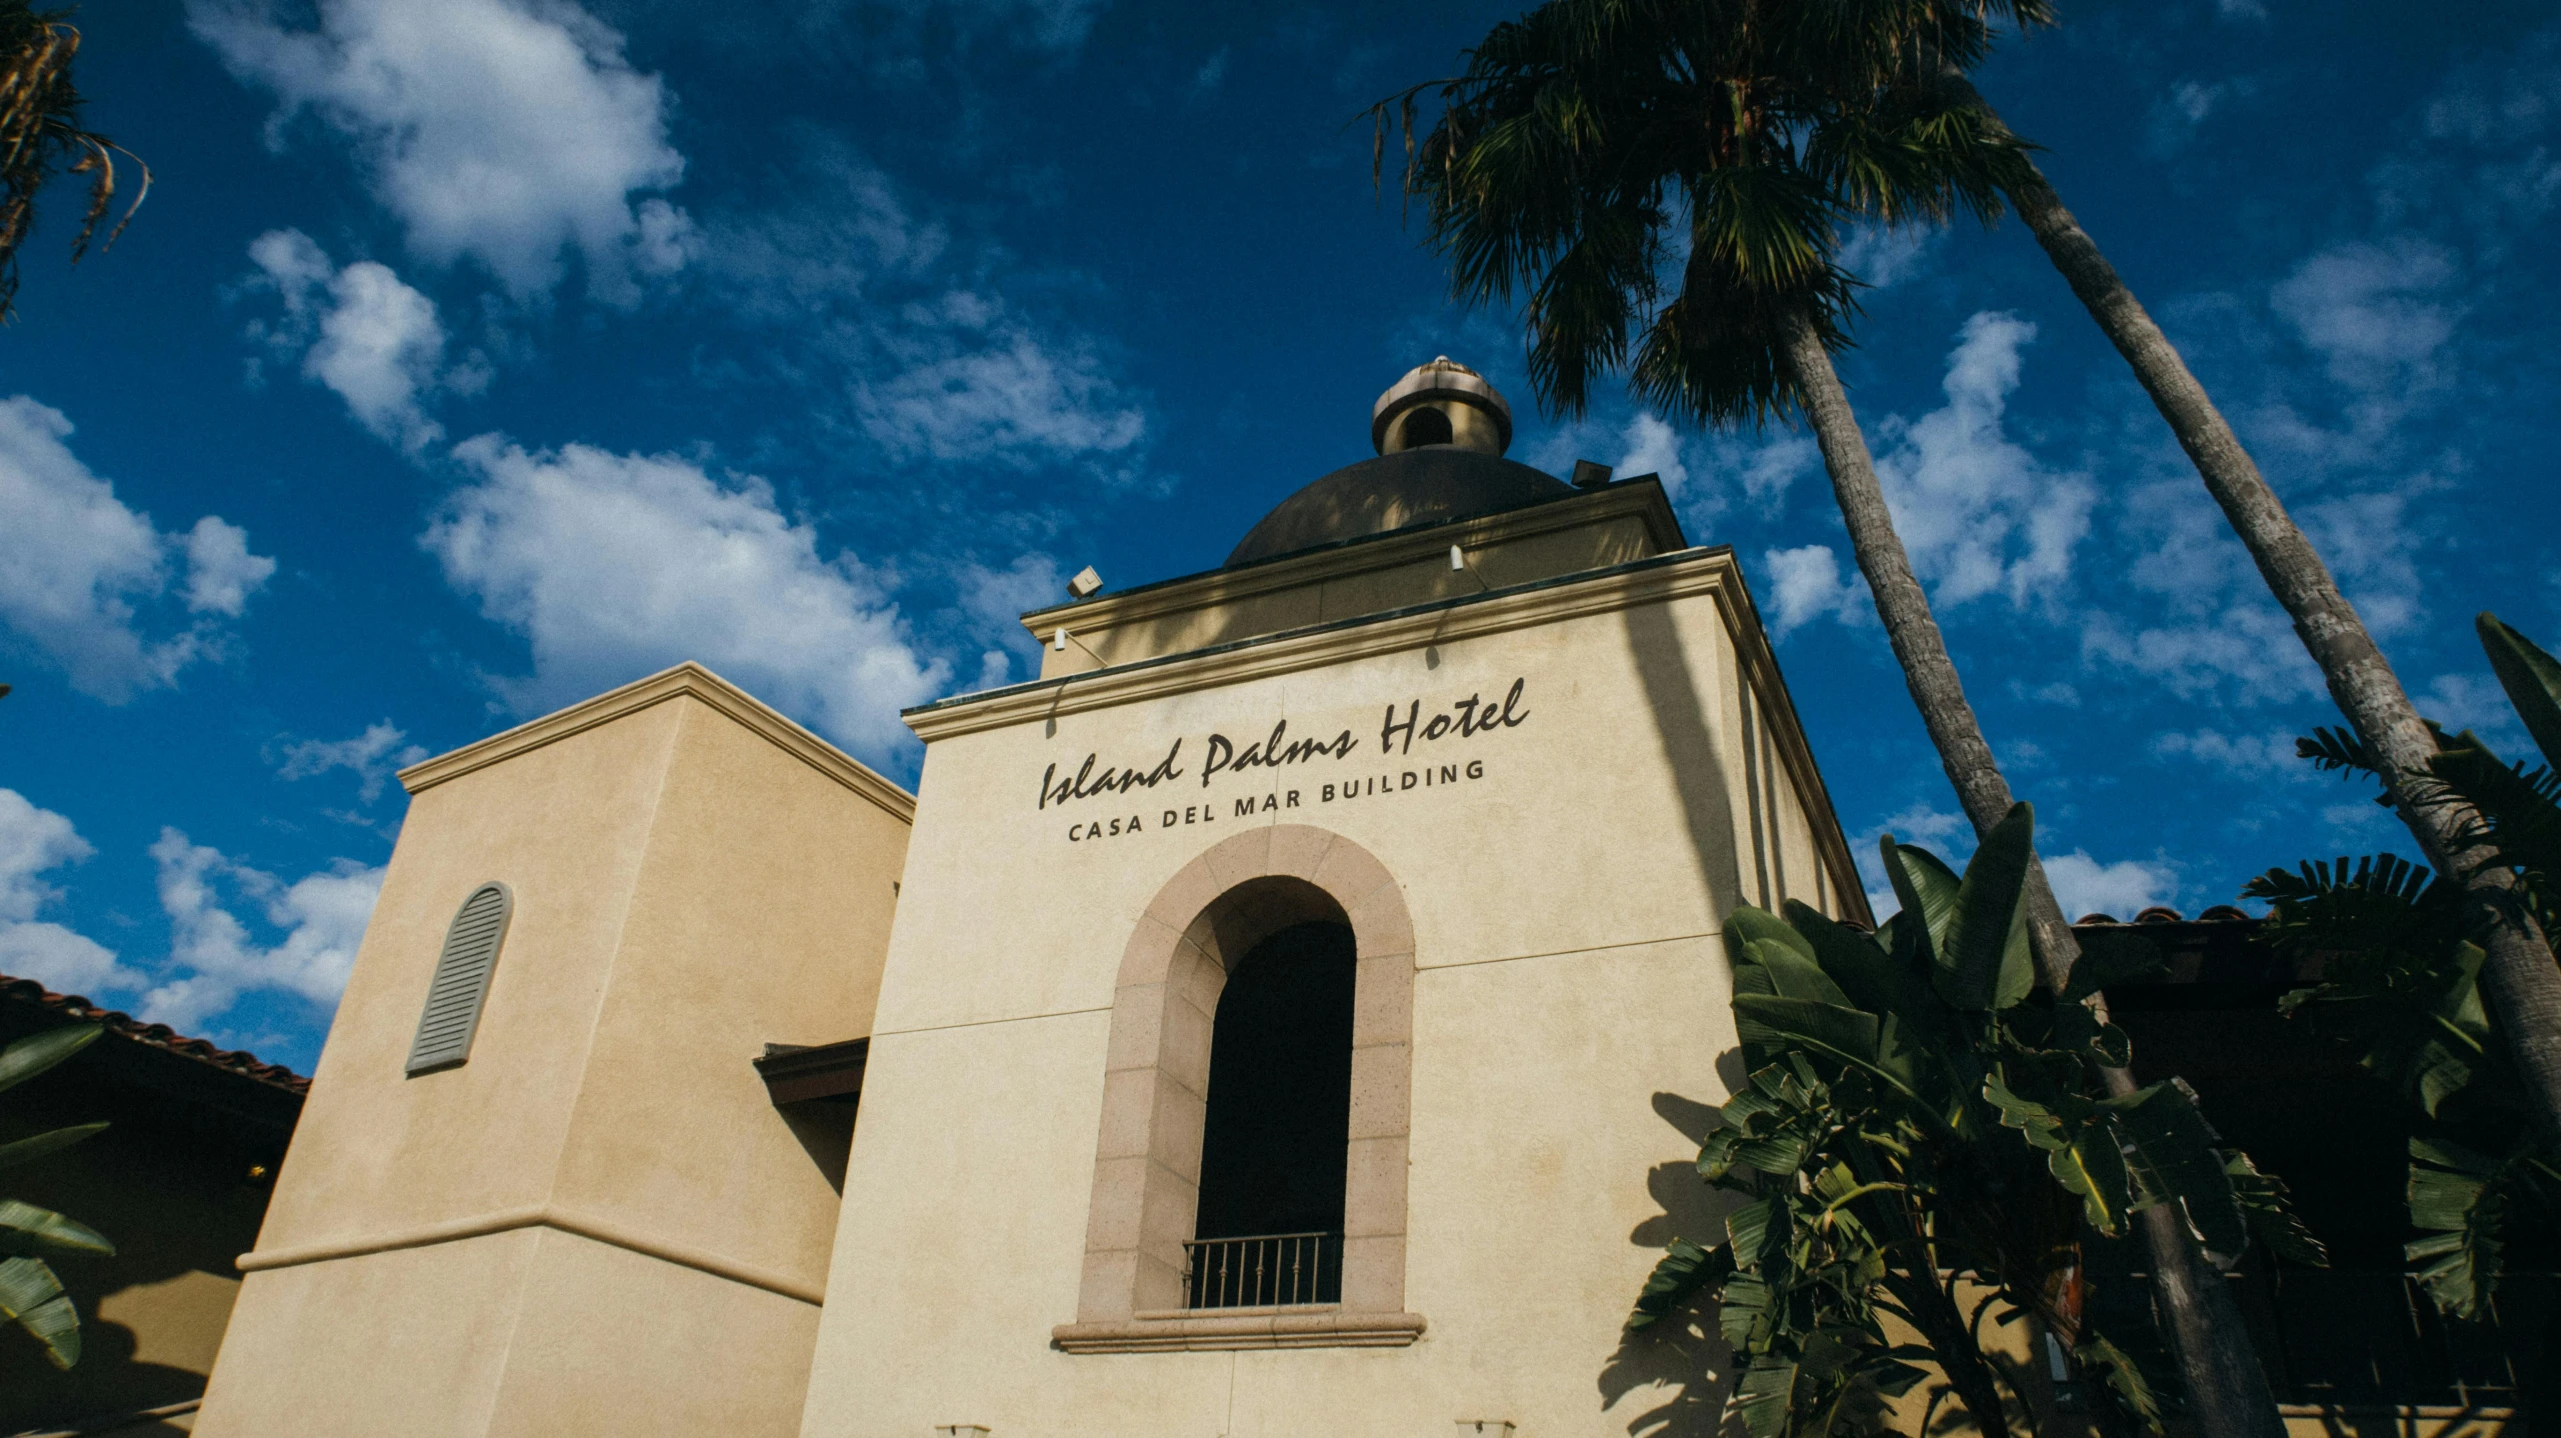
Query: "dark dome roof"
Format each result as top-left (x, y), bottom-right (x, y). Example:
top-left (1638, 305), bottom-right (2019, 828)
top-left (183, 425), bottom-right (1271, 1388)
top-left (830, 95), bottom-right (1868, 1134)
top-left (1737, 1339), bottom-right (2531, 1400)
top-left (1226, 447), bottom-right (1573, 567)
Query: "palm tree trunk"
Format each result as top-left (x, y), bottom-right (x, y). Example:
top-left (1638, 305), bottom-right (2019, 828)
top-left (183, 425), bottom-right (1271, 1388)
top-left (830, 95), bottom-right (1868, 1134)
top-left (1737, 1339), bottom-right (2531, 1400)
top-left (1778, 308), bottom-right (2287, 1438)
top-left (1992, 148), bottom-right (2561, 1147)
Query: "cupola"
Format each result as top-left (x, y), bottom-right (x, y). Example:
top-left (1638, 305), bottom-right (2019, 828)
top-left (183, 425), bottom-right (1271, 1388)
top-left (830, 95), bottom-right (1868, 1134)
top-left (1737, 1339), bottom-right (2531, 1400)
top-left (1224, 359), bottom-right (1567, 566)
top-left (1370, 356), bottom-right (1513, 456)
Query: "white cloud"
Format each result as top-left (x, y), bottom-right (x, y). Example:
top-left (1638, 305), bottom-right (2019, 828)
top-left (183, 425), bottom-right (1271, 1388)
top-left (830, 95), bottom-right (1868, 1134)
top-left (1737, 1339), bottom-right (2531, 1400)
top-left (0, 396), bottom-right (275, 701)
top-left (247, 229), bottom-right (456, 449)
top-left (2300, 487), bottom-right (2430, 640)
top-left (182, 517), bottom-right (278, 617)
top-left (2042, 851), bottom-right (2181, 922)
top-left (143, 829), bottom-right (385, 1031)
top-left (1725, 433), bottom-right (1819, 507)
top-left (1849, 812), bottom-right (2171, 924)
top-left (0, 790), bottom-right (143, 997)
top-left (1761, 544), bottom-right (1869, 638)
top-left (2145, 78), bottom-right (2252, 155)
top-left (1873, 313), bottom-right (2095, 610)
top-left (277, 721), bottom-right (431, 803)
top-left (2080, 600), bottom-right (2318, 703)
top-left (1672, 429), bottom-right (1819, 530)
top-left (955, 554), bottom-right (1065, 689)
top-left (1616, 413), bottom-right (1689, 494)
top-left (424, 435), bottom-right (948, 757)
top-left (690, 140), bottom-right (1154, 484)
top-left (2076, 473), bottom-right (2325, 703)
top-left (857, 300), bottom-right (1149, 476)
top-left (1835, 224), bottom-right (1935, 289)
top-left (2152, 727), bottom-right (2307, 778)
top-left (2419, 672), bottom-right (2532, 754)
top-left (2271, 240), bottom-right (2461, 395)
top-left (692, 141), bottom-right (946, 320)
top-left (191, 0), bottom-right (687, 300)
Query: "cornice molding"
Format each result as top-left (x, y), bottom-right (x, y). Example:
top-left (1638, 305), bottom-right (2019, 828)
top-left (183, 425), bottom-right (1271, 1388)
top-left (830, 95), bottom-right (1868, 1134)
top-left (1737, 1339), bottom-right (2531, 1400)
top-left (398, 661), bottom-right (915, 822)
top-left (1015, 478), bottom-right (1685, 643)
top-left (917, 545), bottom-right (1737, 741)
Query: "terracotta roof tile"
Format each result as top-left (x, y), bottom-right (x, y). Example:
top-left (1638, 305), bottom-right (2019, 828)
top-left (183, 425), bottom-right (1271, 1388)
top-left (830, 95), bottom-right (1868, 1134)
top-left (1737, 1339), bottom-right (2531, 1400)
top-left (0, 974), bottom-right (309, 1094)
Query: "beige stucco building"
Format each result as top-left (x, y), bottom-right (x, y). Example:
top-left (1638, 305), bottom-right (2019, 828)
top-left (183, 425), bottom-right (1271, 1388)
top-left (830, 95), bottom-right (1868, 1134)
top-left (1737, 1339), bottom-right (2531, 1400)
top-left (191, 360), bottom-right (1870, 1437)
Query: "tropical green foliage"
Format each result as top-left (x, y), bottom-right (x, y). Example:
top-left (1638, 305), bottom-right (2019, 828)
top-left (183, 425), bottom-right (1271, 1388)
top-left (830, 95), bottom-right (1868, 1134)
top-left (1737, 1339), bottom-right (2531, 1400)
top-left (0, 1022), bottom-right (113, 1371)
top-left (0, 2), bottom-right (148, 322)
top-left (2246, 611), bottom-right (2561, 1319)
top-left (1635, 804), bottom-right (2320, 1438)
top-left (1373, 0), bottom-right (2041, 425)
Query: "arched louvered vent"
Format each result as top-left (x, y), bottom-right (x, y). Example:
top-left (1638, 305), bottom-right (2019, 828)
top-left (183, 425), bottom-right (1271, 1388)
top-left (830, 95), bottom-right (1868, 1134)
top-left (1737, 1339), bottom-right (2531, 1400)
top-left (406, 883), bottom-right (512, 1075)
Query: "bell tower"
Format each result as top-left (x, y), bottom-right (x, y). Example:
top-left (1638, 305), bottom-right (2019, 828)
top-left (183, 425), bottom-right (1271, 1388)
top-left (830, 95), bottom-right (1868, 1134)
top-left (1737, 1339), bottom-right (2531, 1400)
top-left (798, 362), bottom-right (1867, 1435)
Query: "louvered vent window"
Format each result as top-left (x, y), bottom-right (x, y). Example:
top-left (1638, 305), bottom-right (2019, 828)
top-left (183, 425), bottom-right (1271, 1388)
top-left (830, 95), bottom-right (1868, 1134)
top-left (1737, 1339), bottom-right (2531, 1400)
top-left (406, 883), bottom-right (512, 1075)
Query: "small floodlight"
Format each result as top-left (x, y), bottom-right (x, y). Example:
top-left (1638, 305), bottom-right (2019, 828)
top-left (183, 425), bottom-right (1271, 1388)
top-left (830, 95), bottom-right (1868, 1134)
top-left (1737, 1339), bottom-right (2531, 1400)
top-left (1066, 565), bottom-right (1104, 599)
top-left (1052, 628), bottom-right (1068, 652)
top-left (1571, 459), bottom-right (1613, 490)
top-left (1449, 545), bottom-right (1466, 572)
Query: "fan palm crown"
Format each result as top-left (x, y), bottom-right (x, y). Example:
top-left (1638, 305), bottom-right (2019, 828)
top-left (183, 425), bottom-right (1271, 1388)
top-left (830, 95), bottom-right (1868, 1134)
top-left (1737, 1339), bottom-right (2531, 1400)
top-left (1399, 0), bottom-right (2040, 426)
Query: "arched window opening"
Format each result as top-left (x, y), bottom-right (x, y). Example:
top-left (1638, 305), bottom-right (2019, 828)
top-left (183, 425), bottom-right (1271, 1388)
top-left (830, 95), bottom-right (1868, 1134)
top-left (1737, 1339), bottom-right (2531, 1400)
top-left (1397, 405), bottom-right (1454, 449)
top-left (1188, 919), bottom-right (1355, 1308)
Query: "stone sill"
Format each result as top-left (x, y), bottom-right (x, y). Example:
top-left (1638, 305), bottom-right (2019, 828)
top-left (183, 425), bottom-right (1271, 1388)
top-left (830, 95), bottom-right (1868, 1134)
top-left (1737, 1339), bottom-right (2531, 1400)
top-left (1051, 1309), bottom-right (1427, 1353)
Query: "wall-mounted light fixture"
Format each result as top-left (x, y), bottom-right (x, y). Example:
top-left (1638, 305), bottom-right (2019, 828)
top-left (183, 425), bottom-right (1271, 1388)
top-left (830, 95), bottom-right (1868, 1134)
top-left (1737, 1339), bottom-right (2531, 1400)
top-left (1066, 565), bottom-right (1103, 599)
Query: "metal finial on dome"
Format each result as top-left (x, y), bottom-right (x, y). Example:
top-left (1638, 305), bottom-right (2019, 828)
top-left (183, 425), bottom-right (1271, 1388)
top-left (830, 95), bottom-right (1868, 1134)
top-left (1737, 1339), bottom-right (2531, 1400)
top-left (1371, 357), bottom-right (1513, 457)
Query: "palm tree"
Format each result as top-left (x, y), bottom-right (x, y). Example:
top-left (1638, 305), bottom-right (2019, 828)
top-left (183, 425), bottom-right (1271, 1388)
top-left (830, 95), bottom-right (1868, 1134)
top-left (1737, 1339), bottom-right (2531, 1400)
top-left (1919, 53), bottom-right (2561, 1150)
top-left (1379, 3), bottom-right (2280, 1433)
top-left (0, 2), bottom-right (147, 322)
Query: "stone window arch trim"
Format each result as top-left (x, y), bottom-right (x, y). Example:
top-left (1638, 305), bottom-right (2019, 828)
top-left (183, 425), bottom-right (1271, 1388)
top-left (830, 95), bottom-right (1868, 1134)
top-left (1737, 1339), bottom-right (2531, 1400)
top-left (1052, 823), bottom-right (1426, 1353)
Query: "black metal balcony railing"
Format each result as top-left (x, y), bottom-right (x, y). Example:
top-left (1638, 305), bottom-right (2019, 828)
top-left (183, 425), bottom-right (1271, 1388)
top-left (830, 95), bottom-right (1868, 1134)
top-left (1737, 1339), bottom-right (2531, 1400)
top-left (1182, 1231), bottom-right (1343, 1309)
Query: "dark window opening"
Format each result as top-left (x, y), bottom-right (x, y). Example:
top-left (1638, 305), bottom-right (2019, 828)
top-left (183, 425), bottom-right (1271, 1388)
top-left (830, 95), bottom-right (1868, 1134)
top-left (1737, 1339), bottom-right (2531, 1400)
top-left (1398, 406), bottom-right (1454, 448)
top-left (1190, 920), bottom-right (1354, 1306)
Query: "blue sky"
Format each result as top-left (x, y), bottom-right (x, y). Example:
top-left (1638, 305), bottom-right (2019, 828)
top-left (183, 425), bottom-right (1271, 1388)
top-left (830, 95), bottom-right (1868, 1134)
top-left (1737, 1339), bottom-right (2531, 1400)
top-left (1, 0), bottom-right (2554, 1071)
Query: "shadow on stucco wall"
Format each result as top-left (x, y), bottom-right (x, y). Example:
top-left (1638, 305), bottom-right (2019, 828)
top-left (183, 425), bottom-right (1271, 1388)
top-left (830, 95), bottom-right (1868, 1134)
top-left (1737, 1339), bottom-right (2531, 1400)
top-left (1618, 601), bottom-right (1745, 921)
top-left (1596, 1080), bottom-right (1752, 1438)
top-left (1595, 594), bottom-right (1751, 1436)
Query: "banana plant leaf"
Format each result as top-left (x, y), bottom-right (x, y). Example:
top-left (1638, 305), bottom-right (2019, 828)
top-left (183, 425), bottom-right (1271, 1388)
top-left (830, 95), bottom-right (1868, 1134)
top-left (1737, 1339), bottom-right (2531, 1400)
top-left (1628, 1235), bottom-right (1734, 1331)
top-left (1936, 802), bottom-right (2038, 1011)
top-left (1879, 836), bottom-right (1961, 972)
top-left (0, 1256), bottom-right (79, 1370)
top-left (1730, 994), bottom-right (1932, 1111)
top-left (1729, 908), bottom-right (1856, 1008)
top-left (0, 1026), bottom-right (100, 1096)
top-left (2104, 1081), bottom-right (2249, 1262)
top-left (2224, 1152), bottom-right (2328, 1268)
top-left (2075, 1332), bottom-right (2168, 1438)
top-left (2424, 743), bottom-right (2561, 891)
top-left (2404, 1137), bottom-right (2511, 1318)
top-left (1733, 1355), bottom-right (1802, 1438)
top-left (1781, 899), bottom-right (1948, 1043)
top-left (1984, 1070), bottom-right (2132, 1236)
top-left (0, 1122), bottom-right (107, 1174)
top-left (2479, 611), bottom-right (2561, 770)
top-left (0, 1198), bottom-right (115, 1259)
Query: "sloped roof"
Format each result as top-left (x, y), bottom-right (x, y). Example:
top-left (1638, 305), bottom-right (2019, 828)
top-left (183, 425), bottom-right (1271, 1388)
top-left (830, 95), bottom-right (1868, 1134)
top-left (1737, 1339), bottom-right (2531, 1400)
top-left (0, 974), bottom-right (308, 1095)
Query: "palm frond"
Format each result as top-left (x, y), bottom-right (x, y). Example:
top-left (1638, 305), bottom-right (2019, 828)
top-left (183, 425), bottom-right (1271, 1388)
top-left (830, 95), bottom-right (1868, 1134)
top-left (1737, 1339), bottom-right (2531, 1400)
top-left (0, 8), bottom-right (149, 322)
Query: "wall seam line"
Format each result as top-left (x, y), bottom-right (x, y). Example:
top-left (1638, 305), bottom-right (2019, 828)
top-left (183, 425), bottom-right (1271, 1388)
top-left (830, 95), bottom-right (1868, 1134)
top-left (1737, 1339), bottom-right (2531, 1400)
top-left (233, 1205), bottom-right (824, 1305)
